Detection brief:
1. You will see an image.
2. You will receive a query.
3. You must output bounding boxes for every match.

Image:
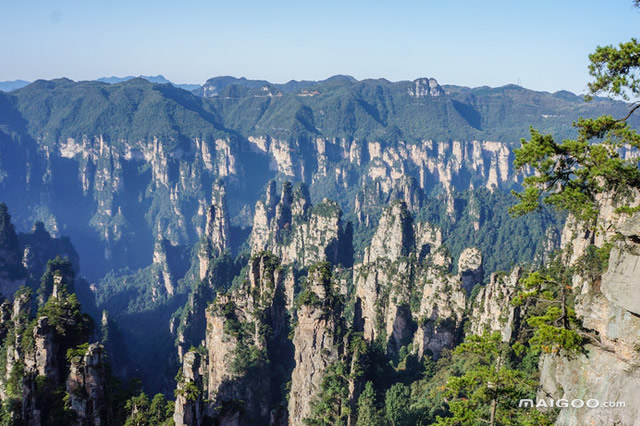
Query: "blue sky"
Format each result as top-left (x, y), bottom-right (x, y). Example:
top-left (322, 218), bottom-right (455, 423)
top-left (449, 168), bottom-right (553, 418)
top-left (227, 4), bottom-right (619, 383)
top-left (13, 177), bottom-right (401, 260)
top-left (1, 0), bottom-right (638, 93)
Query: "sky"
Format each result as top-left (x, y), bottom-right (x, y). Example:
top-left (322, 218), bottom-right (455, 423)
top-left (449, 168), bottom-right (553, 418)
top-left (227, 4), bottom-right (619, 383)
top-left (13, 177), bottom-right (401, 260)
top-left (1, 0), bottom-right (639, 94)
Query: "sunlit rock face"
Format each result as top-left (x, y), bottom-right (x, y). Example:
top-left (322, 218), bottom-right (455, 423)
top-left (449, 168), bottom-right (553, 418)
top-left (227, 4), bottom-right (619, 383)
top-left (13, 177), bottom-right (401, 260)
top-left (539, 211), bottom-right (640, 426)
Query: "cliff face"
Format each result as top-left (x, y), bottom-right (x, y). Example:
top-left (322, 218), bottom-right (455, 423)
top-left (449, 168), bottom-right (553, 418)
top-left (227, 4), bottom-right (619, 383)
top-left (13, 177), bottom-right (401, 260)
top-left (413, 261), bottom-right (466, 359)
top-left (174, 181), bottom-right (232, 361)
top-left (2, 76), bottom-right (632, 287)
top-left (288, 264), bottom-right (345, 425)
top-left (0, 206), bottom-right (106, 424)
top-left (539, 212), bottom-right (640, 425)
top-left (355, 201), bottom-right (415, 344)
top-left (174, 252), bottom-right (288, 425)
top-left (66, 343), bottom-right (107, 425)
top-left (346, 138), bottom-right (516, 225)
top-left (1, 124), bottom-right (245, 280)
top-left (250, 182), bottom-right (343, 268)
top-left (172, 257), bottom-right (354, 426)
top-left (4, 77), bottom-right (640, 425)
top-left (173, 351), bottom-right (205, 426)
top-left (469, 267), bottom-right (521, 342)
top-left (0, 278), bottom-right (101, 425)
top-left (354, 201), bottom-right (482, 359)
top-left (198, 180), bottom-right (231, 280)
top-left (0, 79), bottom-right (538, 282)
top-left (288, 301), bottom-right (339, 424)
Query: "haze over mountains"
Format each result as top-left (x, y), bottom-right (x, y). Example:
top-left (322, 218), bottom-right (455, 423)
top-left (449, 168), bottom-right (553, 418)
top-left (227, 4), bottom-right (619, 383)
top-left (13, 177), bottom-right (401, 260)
top-left (0, 73), bottom-right (596, 99)
top-left (0, 73), bottom-right (639, 424)
top-left (0, 75), bottom-right (634, 278)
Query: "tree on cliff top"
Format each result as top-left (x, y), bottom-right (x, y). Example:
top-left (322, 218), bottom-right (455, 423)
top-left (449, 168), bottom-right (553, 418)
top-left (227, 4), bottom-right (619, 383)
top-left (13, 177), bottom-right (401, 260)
top-left (510, 35), bottom-right (640, 230)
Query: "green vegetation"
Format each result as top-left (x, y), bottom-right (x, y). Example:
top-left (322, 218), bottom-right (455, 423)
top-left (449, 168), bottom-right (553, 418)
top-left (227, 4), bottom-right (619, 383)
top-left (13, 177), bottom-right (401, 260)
top-left (298, 27), bottom-right (640, 426)
top-left (0, 8), bottom-right (638, 425)
top-left (38, 256), bottom-right (76, 305)
top-left (305, 362), bottom-right (351, 426)
top-left (434, 333), bottom-right (553, 426)
top-left (38, 284), bottom-right (94, 350)
top-left (418, 188), bottom-right (563, 278)
top-left (356, 381), bottom-right (384, 426)
top-left (66, 342), bottom-right (90, 363)
top-left (384, 383), bottom-right (412, 426)
top-left (511, 40), bottom-right (640, 228)
top-left (124, 391), bottom-right (174, 426)
top-left (512, 265), bottom-right (583, 355)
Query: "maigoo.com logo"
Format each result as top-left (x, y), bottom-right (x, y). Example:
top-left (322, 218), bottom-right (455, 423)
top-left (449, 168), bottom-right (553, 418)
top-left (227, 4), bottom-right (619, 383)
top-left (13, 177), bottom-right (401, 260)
top-left (518, 399), bottom-right (626, 409)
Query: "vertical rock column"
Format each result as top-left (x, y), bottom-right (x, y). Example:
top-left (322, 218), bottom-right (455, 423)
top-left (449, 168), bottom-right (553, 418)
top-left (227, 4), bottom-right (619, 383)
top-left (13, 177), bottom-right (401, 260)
top-left (288, 263), bottom-right (343, 425)
top-left (66, 343), bottom-right (107, 425)
top-left (173, 351), bottom-right (204, 426)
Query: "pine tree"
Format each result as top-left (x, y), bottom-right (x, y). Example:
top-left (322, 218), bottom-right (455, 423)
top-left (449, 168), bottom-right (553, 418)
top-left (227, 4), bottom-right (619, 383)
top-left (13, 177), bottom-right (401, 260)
top-left (384, 383), bottom-right (412, 426)
top-left (511, 31), bottom-right (640, 228)
top-left (435, 333), bottom-right (552, 426)
top-left (356, 381), bottom-right (383, 426)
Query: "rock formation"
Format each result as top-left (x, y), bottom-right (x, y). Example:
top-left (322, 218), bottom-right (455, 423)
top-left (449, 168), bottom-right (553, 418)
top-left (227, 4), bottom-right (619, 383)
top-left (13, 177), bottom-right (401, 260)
top-left (538, 211), bottom-right (640, 425)
top-left (288, 263), bottom-right (345, 425)
top-left (198, 180), bottom-right (231, 280)
top-left (174, 252), bottom-right (288, 425)
top-left (250, 182), bottom-right (343, 268)
top-left (457, 247), bottom-right (482, 294)
top-left (173, 350), bottom-right (205, 426)
top-left (469, 267), bottom-right (521, 341)
top-left (66, 343), bottom-right (107, 425)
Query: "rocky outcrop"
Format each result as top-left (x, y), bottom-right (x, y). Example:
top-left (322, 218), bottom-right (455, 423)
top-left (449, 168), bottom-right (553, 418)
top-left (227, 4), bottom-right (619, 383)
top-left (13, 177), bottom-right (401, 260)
top-left (174, 350), bottom-right (205, 426)
top-left (414, 221), bottom-right (442, 260)
top-left (355, 202), bottom-right (415, 344)
top-left (458, 247), bottom-right (482, 294)
top-left (412, 247), bottom-right (485, 358)
top-left (66, 343), bottom-right (107, 425)
top-left (364, 201), bottom-right (413, 264)
top-left (560, 192), bottom-right (640, 265)
top-left (413, 262), bottom-right (466, 359)
top-left (288, 263), bottom-right (344, 425)
top-left (349, 139), bottom-right (516, 224)
top-left (173, 252), bottom-right (289, 424)
top-left (0, 261), bottom-right (99, 425)
top-left (250, 182), bottom-right (343, 268)
top-left (408, 78), bottom-right (444, 98)
top-left (0, 291), bottom-right (31, 402)
top-left (469, 267), bottom-right (521, 341)
top-left (198, 180), bottom-right (231, 280)
top-left (539, 346), bottom-right (640, 426)
top-left (600, 213), bottom-right (640, 315)
top-left (65, 134), bottom-right (242, 249)
top-left (153, 239), bottom-right (176, 296)
top-left (288, 305), bottom-right (339, 425)
top-left (539, 211), bottom-right (640, 425)
top-left (353, 201), bottom-right (476, 359)
top-left (32, 316), bottom-right (58, 382)
top-left (205, 253), bottom-right (286, 423)
top-left (174, 181), bottom-right (232, 361)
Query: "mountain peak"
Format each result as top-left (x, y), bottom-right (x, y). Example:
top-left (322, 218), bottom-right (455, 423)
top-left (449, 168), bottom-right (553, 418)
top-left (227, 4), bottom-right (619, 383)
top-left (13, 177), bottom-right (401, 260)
top-left (408, 77), bottom-right (444, 97)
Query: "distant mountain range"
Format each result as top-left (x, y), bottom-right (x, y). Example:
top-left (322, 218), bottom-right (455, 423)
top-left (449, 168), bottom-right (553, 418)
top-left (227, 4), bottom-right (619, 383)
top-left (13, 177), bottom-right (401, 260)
top-left (0, 74), bottom-right (592, 101)
top-left (0, 79), bottom-right (30, 92)
top-left (0, 75), bottom-right (201, 92)
top-left (0, 74), bottom-right (361, 95)
top-left (0, 75), bottom-right (633, 276)
top-left (193, 74), bottom-right (357, 96)
top-left (95, 74), bottom-right (201, 91)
